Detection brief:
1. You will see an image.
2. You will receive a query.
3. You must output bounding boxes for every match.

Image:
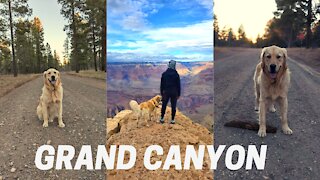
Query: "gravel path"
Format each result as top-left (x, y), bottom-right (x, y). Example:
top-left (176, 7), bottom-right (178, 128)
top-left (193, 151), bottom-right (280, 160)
top-left (0, 74), bottom-right (106, 179)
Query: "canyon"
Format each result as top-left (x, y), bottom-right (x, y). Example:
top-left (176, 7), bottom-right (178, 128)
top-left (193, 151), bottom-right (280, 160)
top-left (107, 61), bottom-right (213, 131)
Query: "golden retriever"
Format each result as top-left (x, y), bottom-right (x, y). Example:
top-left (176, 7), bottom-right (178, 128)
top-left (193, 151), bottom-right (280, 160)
top-left (37, 68), bottom-right (64, 128)
top-left (253, 45), bottom-right (292, 137)
top-left (129, 95), bottom-right (161, 126)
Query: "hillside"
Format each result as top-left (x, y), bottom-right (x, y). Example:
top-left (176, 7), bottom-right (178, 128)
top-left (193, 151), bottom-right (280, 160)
top-left (106, 105), bottom-right (213, 179)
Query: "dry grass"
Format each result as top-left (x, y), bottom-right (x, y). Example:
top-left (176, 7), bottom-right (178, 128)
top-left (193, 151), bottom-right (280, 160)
top-left (287, 48), bottom-right (320, 72)
top-left (214, 47), bottom-right (258, 60)
top-left (0, 74), bottom-right (39, 98)
top-left (67, 70), bottom-right (106, 80)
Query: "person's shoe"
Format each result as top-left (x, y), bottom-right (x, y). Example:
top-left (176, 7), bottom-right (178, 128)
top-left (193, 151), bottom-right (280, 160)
top-left (170, 119), bottom-right (175, 124)
top-left (160, 118), bottom-right (164, 124)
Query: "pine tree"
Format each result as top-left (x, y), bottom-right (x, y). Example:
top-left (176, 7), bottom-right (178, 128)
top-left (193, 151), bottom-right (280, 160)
top-left (57, 0), bottom-right (86, 73)
top-left (63, 37), bottom-right (70, 63)
top-left (213, 15), bottom-right (220, 46)
top-left (274, 0), bottom-right (317, 47)
top-left (0, 0), bottom-right (32, 76)
top-left (31, 17), bottom-right (45, 73)
top-left (53, 50), bottom-right (60, 68)
top-left (46, 43), bottom-right (54, 69)
top-left (85, 0), bottom-right (99, 71)
top-left (15, 19), bottom-right (36, 73)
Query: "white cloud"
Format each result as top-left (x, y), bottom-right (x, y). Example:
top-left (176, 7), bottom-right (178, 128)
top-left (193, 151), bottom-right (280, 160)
top-left (108, 20), bottom-right (213, 57)
top-left (143, 20), bottom-right (212, 41)
top-left (107, 1), bottom-right (213, 61)
top-left (107, 52), bottom-right (211, 62)
top-left (196, 0), bottom-right (213, 10)
top-left (107, 0), bottom-right (163, 31)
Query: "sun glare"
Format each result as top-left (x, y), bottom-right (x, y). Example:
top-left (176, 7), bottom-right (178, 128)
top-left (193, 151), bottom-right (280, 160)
top-left (214, 0), bottom-right (277, 42)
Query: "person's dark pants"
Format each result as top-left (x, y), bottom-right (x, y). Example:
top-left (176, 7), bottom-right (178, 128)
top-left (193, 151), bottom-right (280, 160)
top-left (161, 93), bottom-right (178, 120)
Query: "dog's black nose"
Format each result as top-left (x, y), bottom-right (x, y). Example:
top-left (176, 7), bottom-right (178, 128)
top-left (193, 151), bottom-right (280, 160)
top-left (51, 76), bottom-right (55, 81)
top-left (270, 64), bottom-right (276, 72)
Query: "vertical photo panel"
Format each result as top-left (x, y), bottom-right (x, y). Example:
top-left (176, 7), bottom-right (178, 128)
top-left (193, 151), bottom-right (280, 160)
top-left (214, 0), bottom-right (320, 179)
top-left (107, 0), bottom-right (214, 179)
top-left (0, 0), bottom-right (106, 179)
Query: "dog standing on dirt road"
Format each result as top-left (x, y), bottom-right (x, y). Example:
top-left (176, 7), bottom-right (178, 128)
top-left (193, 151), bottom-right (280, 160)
top-left (254, 45), bottom-right (292, 137)
top-left (37, 68), bottom-right (65, 128)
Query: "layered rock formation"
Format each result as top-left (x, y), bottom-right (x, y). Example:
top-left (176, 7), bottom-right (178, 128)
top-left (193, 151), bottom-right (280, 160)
top-left (107, 61), bottom-right (213, 130)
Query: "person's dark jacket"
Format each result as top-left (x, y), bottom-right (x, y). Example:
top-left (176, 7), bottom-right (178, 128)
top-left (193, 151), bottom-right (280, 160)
top-left (160, 68), bottom-right (181, 97)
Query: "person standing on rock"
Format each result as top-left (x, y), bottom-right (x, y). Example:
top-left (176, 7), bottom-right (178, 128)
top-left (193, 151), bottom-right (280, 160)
top-left (160, 60), bottom-right (181, 124)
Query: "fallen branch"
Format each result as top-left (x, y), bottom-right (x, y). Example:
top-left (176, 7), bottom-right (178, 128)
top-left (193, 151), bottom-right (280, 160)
top-left (224, 120), bottom-right (277, 133)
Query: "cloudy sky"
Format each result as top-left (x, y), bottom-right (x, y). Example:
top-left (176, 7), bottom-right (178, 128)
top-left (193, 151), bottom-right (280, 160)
top-left (107, 0), bottom-right (213, 62)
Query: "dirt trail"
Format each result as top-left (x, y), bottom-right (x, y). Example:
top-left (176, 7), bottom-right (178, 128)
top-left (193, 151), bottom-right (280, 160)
top-left (214, 48), bottom-right (320, 179)
top-left (0, 74), bottom-right (106, 179)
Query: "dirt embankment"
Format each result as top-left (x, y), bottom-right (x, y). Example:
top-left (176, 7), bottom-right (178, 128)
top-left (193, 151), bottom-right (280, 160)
top-left (107, 106), bottom-right (213, 179)
top-left (287, 48), bottom-right (320, 72)
top-left (0, 74), bottom-right (39, 98)
top-left (67, 70), bottom-right (106, 80)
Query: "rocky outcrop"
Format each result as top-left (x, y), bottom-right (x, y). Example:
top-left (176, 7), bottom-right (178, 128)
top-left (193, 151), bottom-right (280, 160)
top-left (106, 104), bottom-right (213, 179)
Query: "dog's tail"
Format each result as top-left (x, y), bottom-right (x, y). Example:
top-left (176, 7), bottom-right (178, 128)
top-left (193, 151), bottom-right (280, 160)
top-left (129, 100), bottom-right (140, 113)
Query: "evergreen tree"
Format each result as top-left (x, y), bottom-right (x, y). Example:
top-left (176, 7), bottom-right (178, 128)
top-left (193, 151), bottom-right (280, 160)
top-left (237, 25), bottom-right (248, 45)
top-left (15, 19), bottom-right (36, 73)
top-left (214, 14), bottom-right (220, 46)
top-left (227, 28), bottom-right (236, 47)
top-left (274, 0), bottom-right (318, 47)
top-left (53, 50), bottom-right (60, 68)
top-left (31, 17), bottom-right (45, 73)
top-left (45, 43), bottom-right (54, 69)
top-left (0, 0), bottom-right (32, 76)
top-left (57, 0), bottom-right (85, 73)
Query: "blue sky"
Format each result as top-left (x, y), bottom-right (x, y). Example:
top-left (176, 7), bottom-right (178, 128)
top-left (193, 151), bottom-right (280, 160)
top-left (107, 0), bottom-right (213, 62)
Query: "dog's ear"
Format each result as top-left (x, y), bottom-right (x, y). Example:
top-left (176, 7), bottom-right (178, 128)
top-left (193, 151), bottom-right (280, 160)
top-left (56, 71), bottom-right (61, 86)
top-left (43, 71), bottom-right (47, 79)
top-left (281, 48), bottom-right (288, 70)
top-left (260, 47), bottom-right (267, 61)
top-left (56, 75), bottom-right (61, 86)
top-left (260, 47), bottom-right (267, 72)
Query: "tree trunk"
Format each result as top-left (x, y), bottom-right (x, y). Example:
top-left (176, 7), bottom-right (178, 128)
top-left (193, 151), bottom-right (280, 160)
top-left (36, 39), bottom-right (41, 73)
top-left (72, 2), bottom-right (79, 73)
top-left (101, 0), bottom-right (106, 72)
top-left (92, 18), bottom-right (97, 71)
top-left (306, 0), bottom-right (312, 48)
top-left (8, 0), bottom-right (17, 77)
top-left (101, 28), bottom-right (106, 72)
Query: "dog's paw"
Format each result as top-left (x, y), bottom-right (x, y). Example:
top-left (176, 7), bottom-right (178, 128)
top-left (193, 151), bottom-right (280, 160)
top-left (58, 122), bottom-right (65, 128)
top-left (258, 128), bottom-right (267, 137)
top-left (282, 126), bottom-right (293, 135)
top-left (43, 123), bottom-right (48, 128)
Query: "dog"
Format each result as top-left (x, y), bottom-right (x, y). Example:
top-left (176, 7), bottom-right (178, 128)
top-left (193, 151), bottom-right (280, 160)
top-left (37, 68), bottom-right (64, 128)
top-left (129, 100), bottom-right (140, 120)
top-left (253, 45), bottom-right (292, 137)
top-left (129, 95), bottom-right (161, 126)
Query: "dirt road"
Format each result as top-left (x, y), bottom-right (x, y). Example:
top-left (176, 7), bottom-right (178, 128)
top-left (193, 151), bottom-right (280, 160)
top-left (0, 74), bottom-right (106, 179)
top-left (214, 48), bottom-right (320, 179)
